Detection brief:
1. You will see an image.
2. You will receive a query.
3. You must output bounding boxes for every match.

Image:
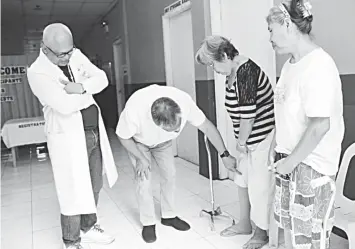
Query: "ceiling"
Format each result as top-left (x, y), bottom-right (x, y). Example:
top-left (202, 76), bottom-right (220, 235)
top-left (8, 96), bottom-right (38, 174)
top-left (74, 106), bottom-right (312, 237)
top-left (1, 0), bottom-right (117, 52)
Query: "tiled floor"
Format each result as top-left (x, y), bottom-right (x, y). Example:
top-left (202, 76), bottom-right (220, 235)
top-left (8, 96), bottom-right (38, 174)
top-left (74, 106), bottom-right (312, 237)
top-left (1, 130), bottom-right (349, 249)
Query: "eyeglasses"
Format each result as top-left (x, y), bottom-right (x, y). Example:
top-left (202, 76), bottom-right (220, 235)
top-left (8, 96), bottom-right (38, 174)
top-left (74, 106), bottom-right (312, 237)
top-left (43, 42), bottom-right (76, 58)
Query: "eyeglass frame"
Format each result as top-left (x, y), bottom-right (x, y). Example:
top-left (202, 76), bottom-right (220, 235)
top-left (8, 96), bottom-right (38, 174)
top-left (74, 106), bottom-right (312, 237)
top-left (42, 42), bottom-right (76, 58)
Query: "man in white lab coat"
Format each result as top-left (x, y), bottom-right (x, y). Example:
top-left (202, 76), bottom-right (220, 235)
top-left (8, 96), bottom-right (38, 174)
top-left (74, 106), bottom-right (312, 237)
top-left (116, 85), bottom-right (240, 243)
top-left (27, 23), bottom-right (118, 249)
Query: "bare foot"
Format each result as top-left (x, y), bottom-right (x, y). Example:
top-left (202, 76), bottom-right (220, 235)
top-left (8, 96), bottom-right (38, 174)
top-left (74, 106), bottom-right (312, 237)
top-left (220, 220), bottom-right (253, 237)
top-left (243, 227), bottom-right (269, 249)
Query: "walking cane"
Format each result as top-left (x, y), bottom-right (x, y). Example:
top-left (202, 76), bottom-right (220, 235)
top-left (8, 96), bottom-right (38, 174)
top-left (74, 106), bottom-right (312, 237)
top-left (310, 176), bottom-right (336, 249)
top-left (200, 135), bottom-right (235, 231)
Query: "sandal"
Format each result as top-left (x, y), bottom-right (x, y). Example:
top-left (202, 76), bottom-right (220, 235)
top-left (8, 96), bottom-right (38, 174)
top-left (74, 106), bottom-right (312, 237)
top-left (242, 237), bottom-right (269, 249)
top-left (220, 224), bottom-right (253, 237)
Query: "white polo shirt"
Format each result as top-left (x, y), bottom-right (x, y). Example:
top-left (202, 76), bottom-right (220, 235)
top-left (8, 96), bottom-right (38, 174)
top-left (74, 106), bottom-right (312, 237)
top-left (116, 85), bottom-right (206, 147)
top-left (274, 48), bottom-right (345, 176)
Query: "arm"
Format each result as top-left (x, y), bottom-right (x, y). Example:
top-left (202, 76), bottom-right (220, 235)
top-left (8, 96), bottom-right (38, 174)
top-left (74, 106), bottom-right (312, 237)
top-left (268, 128), bottom-right (277, 164)
top-left (284, 117), bottom-right (330, 169)
top-left (115, 107), bottom-right (148, 162)
top-left (184, 93), bottom-right (228, 154)
top-left (116, 107), bottom-right (151, 179)
top-left (75, 49), bottom-right (109, 94)
top-left (27, 71), bottom-right (91, 115)
top-left (236, 65), bottom-right (258, 149)
top-left (197, 118), bottom-right (227, 154)
top-left (119, 137), bottom-right (149, 162)
top-left (238, 118), bottom-right (255, 145)
top-left (185, 94), bottom-right (239, 173)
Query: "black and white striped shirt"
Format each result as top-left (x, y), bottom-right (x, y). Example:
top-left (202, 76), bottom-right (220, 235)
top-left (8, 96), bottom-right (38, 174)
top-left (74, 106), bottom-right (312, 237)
top-left (225, 59), bottom-right (275, 145)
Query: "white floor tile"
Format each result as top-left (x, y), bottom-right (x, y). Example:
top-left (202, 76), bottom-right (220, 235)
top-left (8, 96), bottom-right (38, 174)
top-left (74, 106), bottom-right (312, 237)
top-left (205, 233), bottom-right (252, 249)
top-left (1, 181), bottom-right (32, 195)
top-left (1, 190), bottom-right (31, 206)
top-left (167, 237), bottom-right (216, 249)
top-left (32, 210), bottom-right (61, 231)
top-left (32, 226), bottom-right (63, 249)
top-left (197, 183), bottom-right (239, 207)
top-left (1, 201), bottom-right (32, 221)
top-left (32, 197), bottom-right (60, 215)
top-left (187, 215), bottom-right (236, 238)
top-left (32, 184), bottom-right (57, 202)
top-left (1, 173), bottom-right (31, 186)
top-left (32, 181), bottom-right (56, 191)
top-left (0, 134), bottom-right (350, 249)
top-left (1, 216), bottom-right (32, 239)
top-left (221, 202), bottom-right (241, 220)
top-left (1, 232), bottom-right (32, 249)
top-left (148, 223), bottom-right (202, 249)
top-left (173, 195), bottom-right (211, 218)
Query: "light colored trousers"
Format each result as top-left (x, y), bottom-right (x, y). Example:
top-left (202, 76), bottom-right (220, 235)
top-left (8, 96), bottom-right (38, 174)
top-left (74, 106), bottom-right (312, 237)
top-left (234, 130), bottom-right (275, 230)
top-left (128, 140), bottom-right (176, 226)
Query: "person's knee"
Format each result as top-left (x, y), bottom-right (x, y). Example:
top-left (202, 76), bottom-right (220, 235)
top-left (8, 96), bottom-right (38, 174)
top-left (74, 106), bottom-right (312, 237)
top-left (136, 177), bottom-right (151, 191)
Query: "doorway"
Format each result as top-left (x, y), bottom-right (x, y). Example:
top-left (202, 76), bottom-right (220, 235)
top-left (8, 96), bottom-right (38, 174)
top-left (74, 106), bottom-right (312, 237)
top-left (162, 1), bottom-right (199, 165)
top-left (113, 39), bottom-right (125, 117)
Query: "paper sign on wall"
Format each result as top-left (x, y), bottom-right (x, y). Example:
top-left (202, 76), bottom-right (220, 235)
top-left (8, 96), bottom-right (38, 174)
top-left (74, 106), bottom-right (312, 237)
top-left (1, 96), bottom-right (14, 102)
top-left (164, 0), bottom-right (190, 14)
top-left (1, 66), bottom-right (26, 85)
top-left (1, 66), bottom-right (27, 76)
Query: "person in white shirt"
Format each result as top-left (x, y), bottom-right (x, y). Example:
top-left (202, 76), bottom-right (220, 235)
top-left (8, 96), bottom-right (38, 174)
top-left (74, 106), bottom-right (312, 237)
top-left (116, 84), bottom-right (239, 243)
top-left (266, 1), bottom-right (344, 249)
top-left (27, 23), bottom-right (117, 249)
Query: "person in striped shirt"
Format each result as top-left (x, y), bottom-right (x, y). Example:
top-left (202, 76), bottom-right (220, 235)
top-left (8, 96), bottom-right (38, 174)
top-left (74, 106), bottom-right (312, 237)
top-left (196, 35), bottom-right (275, 249)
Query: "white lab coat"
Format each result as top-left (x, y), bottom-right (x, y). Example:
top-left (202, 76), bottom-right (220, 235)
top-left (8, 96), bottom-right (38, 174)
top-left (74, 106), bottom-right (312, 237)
top-left (27, 49), bottom-right (118, 215)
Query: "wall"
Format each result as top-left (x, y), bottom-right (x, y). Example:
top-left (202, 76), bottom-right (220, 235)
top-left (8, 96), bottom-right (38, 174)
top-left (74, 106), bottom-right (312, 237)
top-left (1, 16), bottom-right (25, 55)
top-left (274, 0), bottom-right (355, 76)
top-left (81, 1), bottom-right (126, 69)
top-left (126, 0), bottom-right (176, 84)
top-left (82, 0), bottom-right (212, 98)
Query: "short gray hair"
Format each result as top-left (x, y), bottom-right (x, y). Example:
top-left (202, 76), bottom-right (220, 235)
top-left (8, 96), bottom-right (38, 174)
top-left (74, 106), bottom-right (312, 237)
top-left (151, 97), bottom-right (181, 127)
top-left (195, 35), bottom-right (239, 66)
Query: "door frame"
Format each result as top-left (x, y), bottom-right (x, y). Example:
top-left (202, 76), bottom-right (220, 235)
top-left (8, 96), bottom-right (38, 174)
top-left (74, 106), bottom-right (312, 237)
top-left (162, 0), bottom-right (192, 89)
top-left (162, 0), bottom-right (192, 157)
top-left (112, 38), bottom-right (125, 117)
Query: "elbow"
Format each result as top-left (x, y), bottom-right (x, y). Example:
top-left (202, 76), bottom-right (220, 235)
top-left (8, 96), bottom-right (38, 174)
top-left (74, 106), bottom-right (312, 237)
top-left (197, 118), bottom-right (212, 135)
top-left (118, 136), bottom-right (132, 147)
top-left (99, 70), bottom-right (109, 89)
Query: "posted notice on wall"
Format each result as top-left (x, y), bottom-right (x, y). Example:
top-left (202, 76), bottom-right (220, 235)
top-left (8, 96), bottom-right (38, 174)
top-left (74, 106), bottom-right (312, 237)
top-left (1, 96), bottom-right (14, 102)
top-left (1, 66), bottom-right (26, 85)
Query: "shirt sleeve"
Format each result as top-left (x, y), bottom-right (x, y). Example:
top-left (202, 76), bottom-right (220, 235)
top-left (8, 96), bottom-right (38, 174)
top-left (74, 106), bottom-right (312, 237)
top-left (27, 70), bottom-right (92, 115)
top-left (237, 64), bottom-right (258, 119)
top-left (185, 94), bottom-right (206, 127)
top-left (115, 106), bottom-right (139, 139)
top-left (74, 49), bottom-right (109, 94)
top-left (300, 61), bottom-right (334, 118)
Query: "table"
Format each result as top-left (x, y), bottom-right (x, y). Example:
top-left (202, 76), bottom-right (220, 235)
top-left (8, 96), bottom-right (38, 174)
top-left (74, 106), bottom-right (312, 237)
top-left (1, 117), bottom-right (47, 167)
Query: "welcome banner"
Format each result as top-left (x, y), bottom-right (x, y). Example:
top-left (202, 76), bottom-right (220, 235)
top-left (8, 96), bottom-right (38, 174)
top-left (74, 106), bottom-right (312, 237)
top-left (1, 54), bottom-right (43, 127)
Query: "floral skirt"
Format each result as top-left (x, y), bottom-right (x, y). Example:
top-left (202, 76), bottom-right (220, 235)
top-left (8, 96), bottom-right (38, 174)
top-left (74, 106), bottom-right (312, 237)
top-left (273, 154), bottom-right (335, 249)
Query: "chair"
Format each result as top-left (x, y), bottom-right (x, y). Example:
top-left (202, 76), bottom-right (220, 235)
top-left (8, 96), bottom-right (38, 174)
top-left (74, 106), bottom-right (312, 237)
top-left (334, 142), bottom-right (355, 249)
